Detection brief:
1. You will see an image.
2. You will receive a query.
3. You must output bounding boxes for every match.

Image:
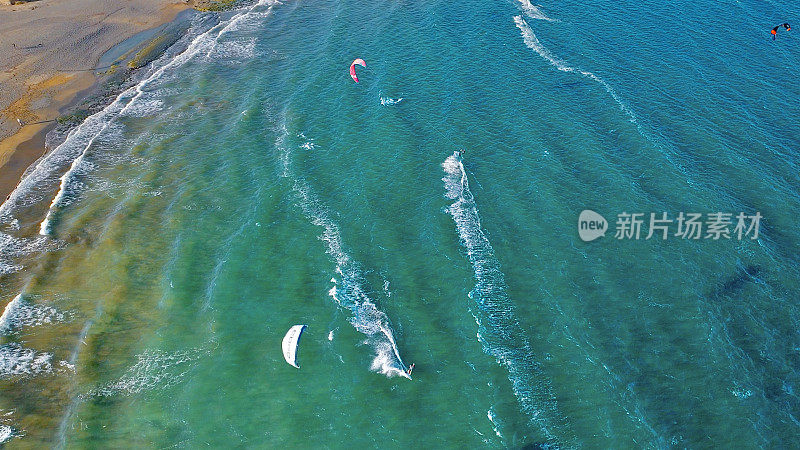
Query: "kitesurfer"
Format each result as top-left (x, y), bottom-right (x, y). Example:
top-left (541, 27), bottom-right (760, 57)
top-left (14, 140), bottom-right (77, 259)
top-left (772, 23), bottom-right (791, 40)
top-left (406, 363), bottom-right (415, 376)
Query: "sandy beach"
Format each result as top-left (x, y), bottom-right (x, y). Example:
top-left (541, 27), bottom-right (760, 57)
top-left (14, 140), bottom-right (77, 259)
top-left (0, 0), bottom-right (195, 200)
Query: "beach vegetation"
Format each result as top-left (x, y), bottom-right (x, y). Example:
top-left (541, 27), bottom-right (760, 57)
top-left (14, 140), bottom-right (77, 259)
top-left (128, 35), bottom-right (167, 69)
top-left (56, 109), bottom-right (90, 126)
top-left (194, 0), bottom-right (238, 12)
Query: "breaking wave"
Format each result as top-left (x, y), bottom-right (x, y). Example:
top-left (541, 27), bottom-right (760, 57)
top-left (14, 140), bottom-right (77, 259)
top-left (0, 294), bottom-right (73, 335)
top-left (0, 424), bottom-right (12, 444)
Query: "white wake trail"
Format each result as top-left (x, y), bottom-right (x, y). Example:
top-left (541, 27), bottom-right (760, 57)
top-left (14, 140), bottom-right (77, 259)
top-left (277, 127), bottom-right (410, 379)
top-left (517, 0), bottom-right (558, 22)
top-left (443, 151), bottom-right (567, 444)
top-left (513, 15), bottom-right (693, 181)
top-left (513, 15), bottom-right (637, 124)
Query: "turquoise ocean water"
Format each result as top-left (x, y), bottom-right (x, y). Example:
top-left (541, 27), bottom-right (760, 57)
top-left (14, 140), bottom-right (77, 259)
top-left (1, 0), bottom-right (800, 447)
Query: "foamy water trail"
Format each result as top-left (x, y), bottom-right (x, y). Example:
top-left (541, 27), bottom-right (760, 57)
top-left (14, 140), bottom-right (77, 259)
top-left (517, 0), bottom-right (557, 22)
top-left (442, 151), bottom-right (567, 444)
top-left (513, 16), bottom-right (693, 180)
top-left (487, 408), bottom-right (504, 439)
top-left (298, 181), bottom-right (410, 379)
top-left (380, 95), bottom-right (403, 106)
top-left (278, 128), bottom-right (410, 379)
top-left (513, 16), bottom-right (636, 123)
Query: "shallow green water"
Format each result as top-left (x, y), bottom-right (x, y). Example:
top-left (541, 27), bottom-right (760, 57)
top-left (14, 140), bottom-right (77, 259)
top-left (2, 0), bottom-right (800, 447)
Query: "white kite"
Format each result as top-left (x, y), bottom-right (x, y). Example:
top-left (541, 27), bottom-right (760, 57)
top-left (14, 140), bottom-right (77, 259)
top-left (282, 324), bottom-right (307, 368)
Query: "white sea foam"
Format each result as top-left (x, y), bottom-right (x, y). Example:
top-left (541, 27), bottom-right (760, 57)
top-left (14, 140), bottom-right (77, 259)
top-left (118, 95), bottom-right (164, 117)
top-left (0, 262), bottom-right (21, 276)
top-left (517, 0), bottom-right (557, 22)
top-left (487, 408), bottom-right (504, 439)
top-left (215, 0), bottom-right (279, 41)
top-left (443, 151), bottom-right (565, 443)
top-left (88, 347), bottom-right (206, 397)
top-left (0, 343), bottom-right (54, 377)
top-left (279, 128), bottom-right (410, 378)
top-left (300, 137), bottom-right (316, 150)
top-left (0, 410), bottom-right (21, 446)
top-left (209, 37), bottom-right (258, 63)
top-left (0, 229), bottom-right (64, 280)
top-left (0, 231), bottom-right (59, 275)
top-left (383, 279), bottom-right (391, 297)
top-left (380, 96), bottom-right (403, 106)
top-left (0, 294), bottom-right (73, 335)
top-left (0, 424), bottom-right (13, 444)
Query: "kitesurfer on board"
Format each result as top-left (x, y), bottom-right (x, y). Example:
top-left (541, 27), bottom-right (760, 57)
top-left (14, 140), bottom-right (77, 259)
top-left (772, 23), bottom-right (791, 40)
